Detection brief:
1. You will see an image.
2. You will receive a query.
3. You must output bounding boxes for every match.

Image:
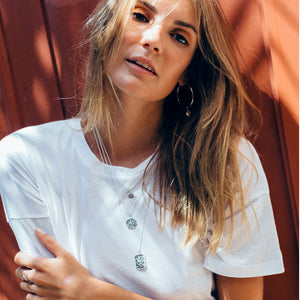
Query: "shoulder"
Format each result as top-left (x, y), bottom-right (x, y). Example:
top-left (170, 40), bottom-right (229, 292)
top-left (0, 118), bottom-right (82, 168)
top-left (237, 138), bottom-right (269, 199)
top-left (1, 118), bottom-right (80, 151)
top-left (1, 118), bottom-right (80, 142)
top-left (237, 138), bottom-right (260, 162)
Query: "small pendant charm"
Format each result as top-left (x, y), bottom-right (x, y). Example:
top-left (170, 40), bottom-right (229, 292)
top-left (126, 217), bottom-right (137, 230)
top-left (186, 109), bottom-right (191, 117)
top-left (135, 254), bottom-right (147, 271)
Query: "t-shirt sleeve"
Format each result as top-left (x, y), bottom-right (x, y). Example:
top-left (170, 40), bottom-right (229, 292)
top-left (203, 140), bottom-right (284, 277)
top-left (0, 133), bottom-right (55, 257)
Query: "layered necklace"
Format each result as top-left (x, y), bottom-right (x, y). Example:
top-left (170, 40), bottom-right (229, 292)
top-left (92, 127), bottom-right (149, 271)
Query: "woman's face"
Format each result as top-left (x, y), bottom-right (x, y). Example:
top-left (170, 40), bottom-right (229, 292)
top-left (108, 0), bottom-right (198, 103)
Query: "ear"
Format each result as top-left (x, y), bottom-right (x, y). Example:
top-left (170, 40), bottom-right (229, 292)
top-left (178, 75), bottom-right (186, 87)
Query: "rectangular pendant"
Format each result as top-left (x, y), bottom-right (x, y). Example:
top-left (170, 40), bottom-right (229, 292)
top-left (135, 254), bottom-right (147, 271)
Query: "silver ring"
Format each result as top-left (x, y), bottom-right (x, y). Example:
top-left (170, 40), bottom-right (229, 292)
top-left (21, 274), bottom-right (28, 282)
top-left (21, 272), bottom-right (32, 284)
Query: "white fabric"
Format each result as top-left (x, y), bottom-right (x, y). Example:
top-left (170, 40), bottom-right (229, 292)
top-left (0, 118), bottom-right (284, 299)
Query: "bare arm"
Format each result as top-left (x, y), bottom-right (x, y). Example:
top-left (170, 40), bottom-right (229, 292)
top-left (216, 274), bottom-right (263, 300)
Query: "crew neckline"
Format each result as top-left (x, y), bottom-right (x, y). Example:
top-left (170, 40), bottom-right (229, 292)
top-left (71, 118), bottom-right (156, 175)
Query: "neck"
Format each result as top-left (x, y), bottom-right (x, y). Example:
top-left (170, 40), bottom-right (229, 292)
top-left (86, 98), bottom-right (164, 168)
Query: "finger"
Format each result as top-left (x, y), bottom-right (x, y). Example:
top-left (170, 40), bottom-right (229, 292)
top-left (16, 268), bottom-right (37, 285)
top-left (14, 252), bottom-right (36, 269)
top-left (16, 267), bottom-right (28, 280)
top-left (25, 292), bottom-right (42, 300)
top-left (16, 266), bottom-right (32, 277)
top-left (20, 281), bottom-right (59, 298)
top-left (15, 267), bottom-right (33, 283)
top-left (35, 228), bottom-right (66, 257)
top-left (15, 253), bottom-right (51, 272)
top-left (20, 282), bottom-right (39, 294)
top-left (16, 266), bottom-right (58, 288)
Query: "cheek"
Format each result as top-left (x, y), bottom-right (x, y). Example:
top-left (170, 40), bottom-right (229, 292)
top-left (120, 27), bottom-right (139, 48)
top-left (167, 56), bottom-right (193, 85)
top-left (170, 47), bottom-right (195, 72)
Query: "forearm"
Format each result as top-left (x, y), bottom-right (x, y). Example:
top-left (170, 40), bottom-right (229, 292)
top-left (216, 275), bottom-right (263, 300)
top-left (87, 276), bottom-right (153, 300)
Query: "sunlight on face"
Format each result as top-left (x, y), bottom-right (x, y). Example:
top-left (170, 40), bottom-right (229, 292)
top-left (108, 0), bottom-right (198, 104)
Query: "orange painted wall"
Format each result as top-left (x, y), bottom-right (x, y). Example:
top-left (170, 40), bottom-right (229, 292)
top-left (220, 1), bottom-right (299, 298)
top-left (262, 0), bottom-right (299, 235)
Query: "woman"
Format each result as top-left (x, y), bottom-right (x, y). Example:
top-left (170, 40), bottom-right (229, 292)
top-left (0, 0), bottom-right (284, 299)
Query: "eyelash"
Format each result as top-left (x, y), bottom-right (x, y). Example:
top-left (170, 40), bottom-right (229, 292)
top-left (171, 33), bottom-right (188, 45)
top-left (132, 12), bottom-right (189, 46)
top-left (133, 12), bottom-right (149, 23)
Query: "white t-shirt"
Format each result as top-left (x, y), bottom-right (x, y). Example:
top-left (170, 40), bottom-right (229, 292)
top-left (0, 118), bottom-right (284, 299)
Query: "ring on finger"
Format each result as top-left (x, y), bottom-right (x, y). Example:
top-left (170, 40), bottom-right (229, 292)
top-left (21, 270), bottom-right (33, 284)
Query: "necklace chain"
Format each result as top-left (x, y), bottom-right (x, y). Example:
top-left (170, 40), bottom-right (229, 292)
top-left (93, 127), bottom-right (141, 222)
top-left (92, 127), bottom-right (148, 271)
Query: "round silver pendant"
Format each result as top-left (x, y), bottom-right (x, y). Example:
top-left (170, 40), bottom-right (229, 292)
top-left (126, 217), bottom-right (137, 230)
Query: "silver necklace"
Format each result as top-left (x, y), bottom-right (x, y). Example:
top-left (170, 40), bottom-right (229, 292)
top-left (93, 128), bottom-right (142, 229)
top-left (92, 127), bottom-right (148, 271)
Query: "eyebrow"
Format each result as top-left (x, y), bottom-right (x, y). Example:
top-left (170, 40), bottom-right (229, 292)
top-left (174, 20), bottom-right (197, 34)
top-left (136, 1), bottom-right (197, 34)
top-left (137, 0), bottom-right (157, 13)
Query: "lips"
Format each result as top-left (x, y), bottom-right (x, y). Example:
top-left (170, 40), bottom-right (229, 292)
top-left (126, 58), bottom-right (157, 75)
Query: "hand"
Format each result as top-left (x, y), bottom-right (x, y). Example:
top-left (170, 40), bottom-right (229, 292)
top-left (14, 229), bottom-right (94, 300)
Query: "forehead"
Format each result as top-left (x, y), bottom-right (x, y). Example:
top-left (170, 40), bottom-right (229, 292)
top-left (136, 0), bottom-right (196, 22)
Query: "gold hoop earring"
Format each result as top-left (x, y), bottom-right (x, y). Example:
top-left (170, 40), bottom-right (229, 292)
top-left (176, 83), bottom-right (194, 117)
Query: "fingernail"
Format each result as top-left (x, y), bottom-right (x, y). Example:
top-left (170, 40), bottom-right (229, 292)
top-left (35, 228), bottom-right (46, 235)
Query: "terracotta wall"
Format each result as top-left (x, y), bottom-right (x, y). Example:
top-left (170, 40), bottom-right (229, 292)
top-left (0, 0), bottom-right (298, 299)
top-left (262, 0), bottom-right (299, 236)
top-left (222, 1), bottom-right (299, 298)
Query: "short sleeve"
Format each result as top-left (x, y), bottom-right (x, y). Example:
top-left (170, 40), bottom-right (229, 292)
top-left (203, 140), bottom-right (284, 277)
top-left (0, 132), bottom-right (55, 257)
top-left (0, 133), bottom-right (48, 219)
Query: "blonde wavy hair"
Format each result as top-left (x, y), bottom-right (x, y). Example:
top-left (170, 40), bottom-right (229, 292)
top-left (79, 0), bottom-right (260, 253)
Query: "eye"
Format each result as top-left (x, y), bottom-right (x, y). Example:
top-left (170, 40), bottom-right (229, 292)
top-left (133, 12), bottom-right (149, 23)
top-left (171, 33), bottom-right (189, 45)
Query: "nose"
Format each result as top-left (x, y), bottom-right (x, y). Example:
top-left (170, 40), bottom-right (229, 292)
top-left (140, 24), bottom-right (164, 54)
